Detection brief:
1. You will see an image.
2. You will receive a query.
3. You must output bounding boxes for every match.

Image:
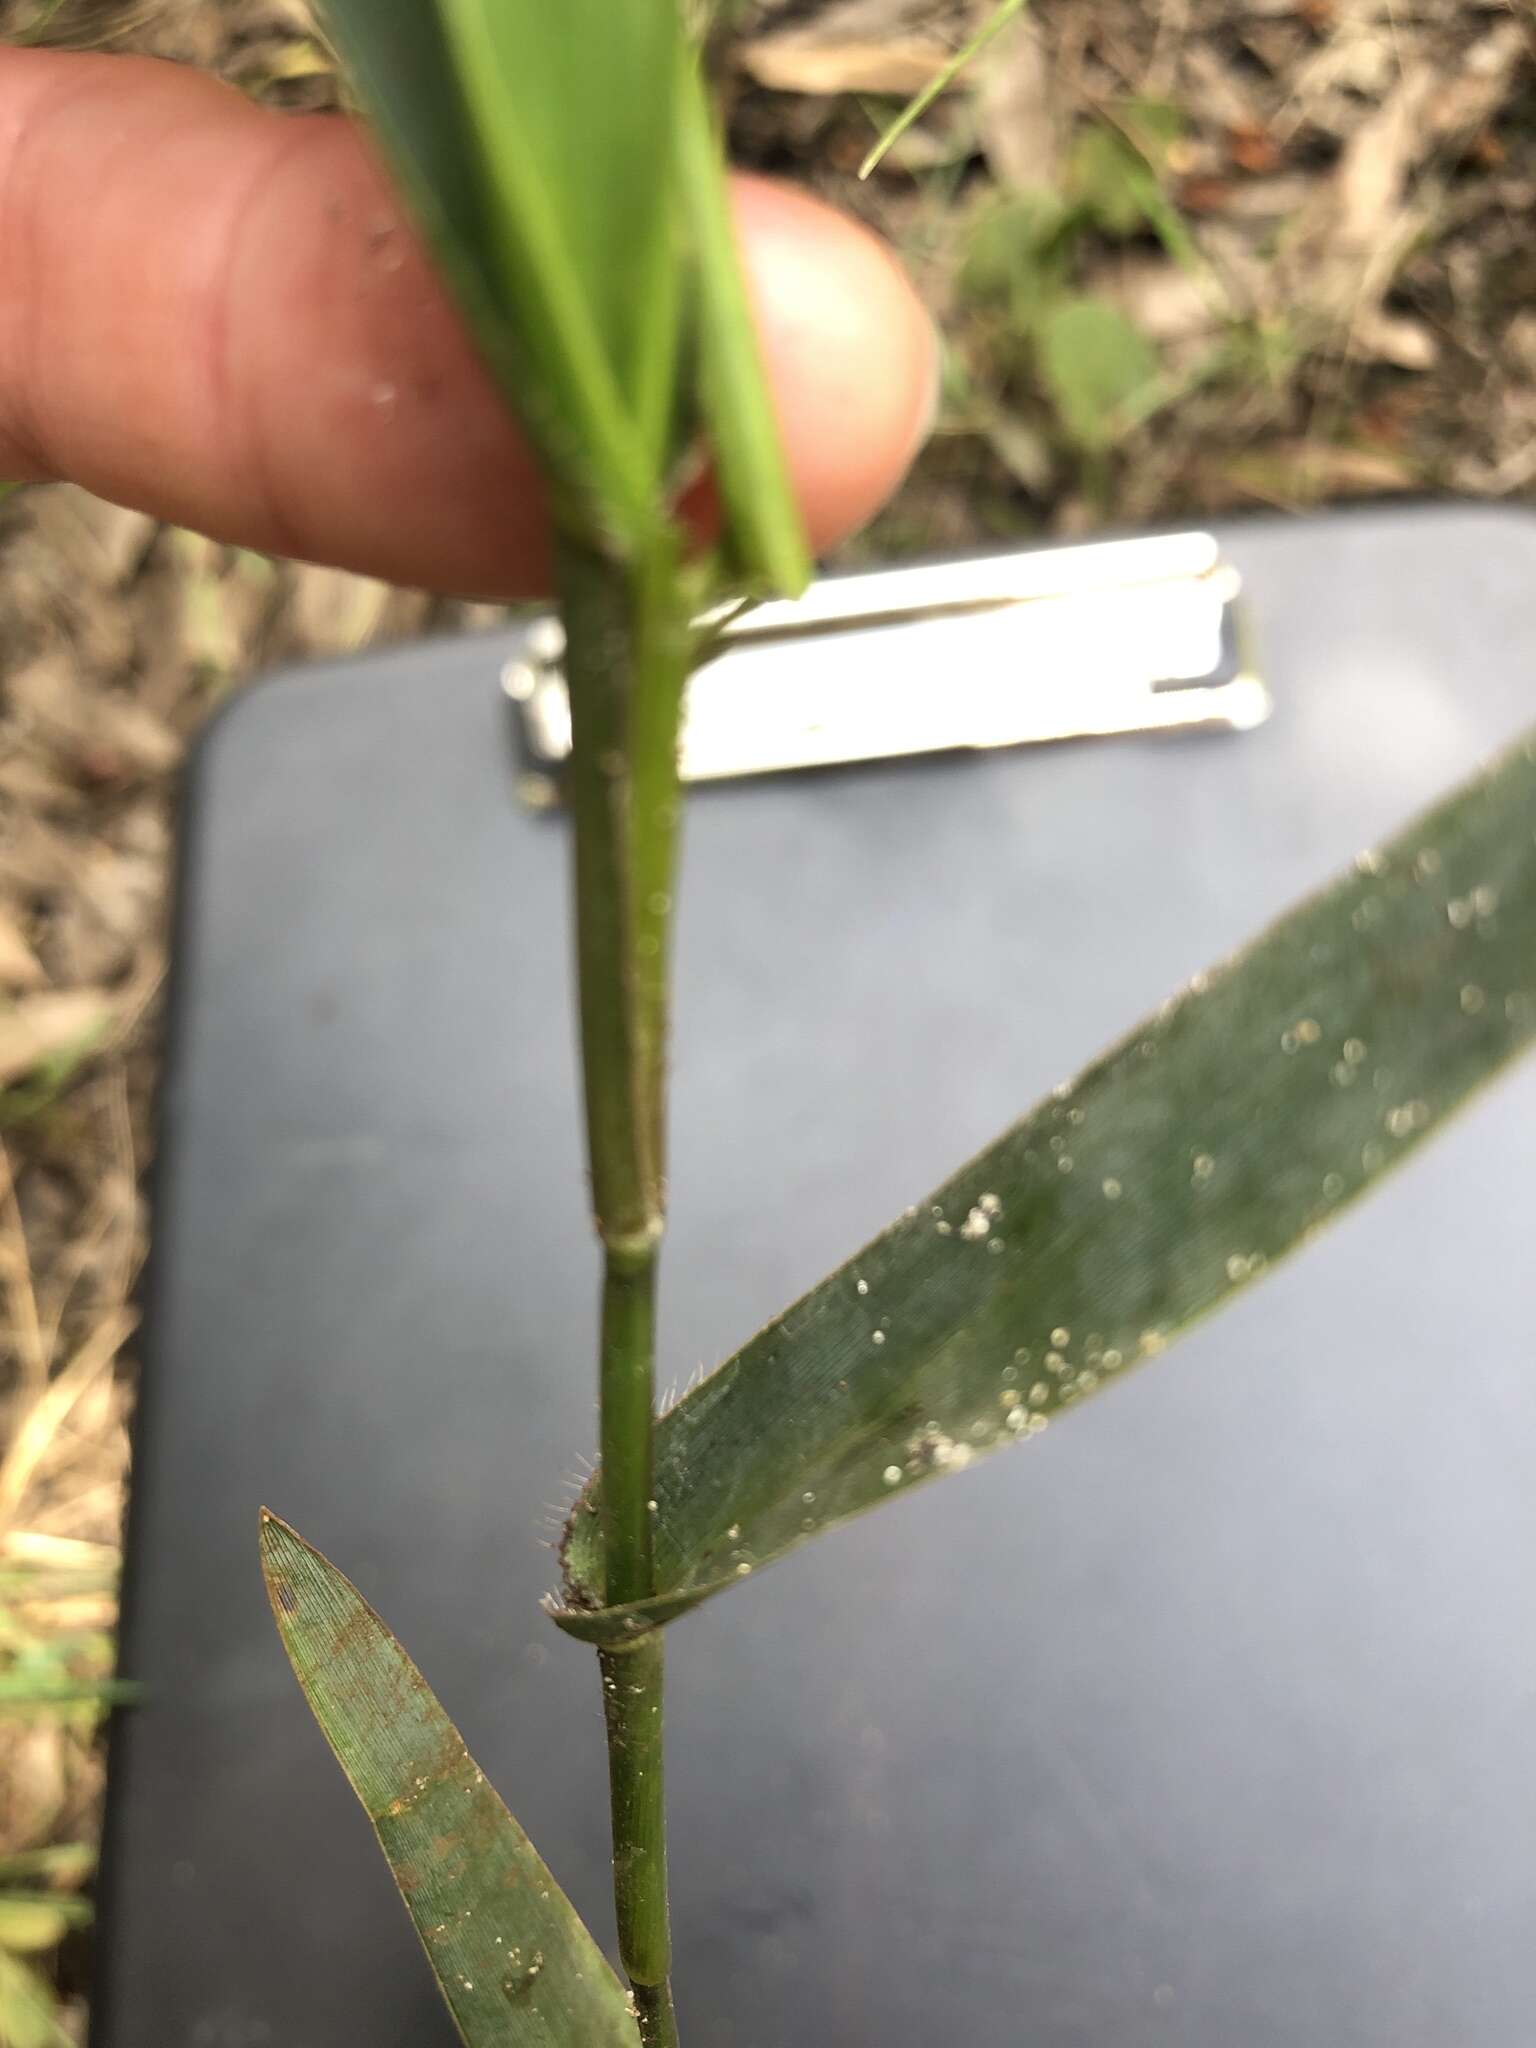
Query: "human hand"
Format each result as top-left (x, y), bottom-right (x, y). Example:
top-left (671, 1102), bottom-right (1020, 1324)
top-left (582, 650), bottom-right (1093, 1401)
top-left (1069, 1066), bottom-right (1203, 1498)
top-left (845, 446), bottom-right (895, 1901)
top-left (0, 50), bottom-right (937, 598)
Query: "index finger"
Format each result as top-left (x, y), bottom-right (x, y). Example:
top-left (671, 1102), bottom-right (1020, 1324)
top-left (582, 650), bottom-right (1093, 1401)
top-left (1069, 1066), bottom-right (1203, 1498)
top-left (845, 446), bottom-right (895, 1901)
top-left (0, 51), bottom-right (937, 598)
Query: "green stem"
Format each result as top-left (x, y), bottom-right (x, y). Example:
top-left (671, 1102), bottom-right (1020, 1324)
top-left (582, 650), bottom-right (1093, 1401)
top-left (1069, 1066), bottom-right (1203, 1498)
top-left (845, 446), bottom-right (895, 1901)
top-left (559, 532), bottom-right (692, 2036)
top-left (632, 1980), bottom-right (682, 2048)
top-left (600, 1638), bottom-right (673, 2008)
top-left (599, 1255), bottom-right (658, 1603)
top-left (561, 536), bottom-right (689, 1257)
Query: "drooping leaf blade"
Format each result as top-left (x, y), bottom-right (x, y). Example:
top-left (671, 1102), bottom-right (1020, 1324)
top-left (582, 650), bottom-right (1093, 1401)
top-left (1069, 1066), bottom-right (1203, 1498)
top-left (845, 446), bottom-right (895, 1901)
top-left (555, 728), bottom-right (1536, 1643)
top-left (261, 1515), bottom-right (637, 2048)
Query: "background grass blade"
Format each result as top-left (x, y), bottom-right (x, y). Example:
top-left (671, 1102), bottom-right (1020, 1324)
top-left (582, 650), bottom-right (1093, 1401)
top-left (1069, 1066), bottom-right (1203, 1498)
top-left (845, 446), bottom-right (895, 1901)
top-left (554, 728), bottom-right (1536, 1643)
top-left (261, 1514), bottom-right (638, 2048)
top-left (859, 0), bottom-right (1028, 180)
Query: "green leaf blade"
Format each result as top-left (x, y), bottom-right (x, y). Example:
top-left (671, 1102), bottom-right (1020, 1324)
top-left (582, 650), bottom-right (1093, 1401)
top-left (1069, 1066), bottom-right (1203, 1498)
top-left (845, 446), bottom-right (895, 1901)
top-left (317, 0), bottom-right (683, 543)
top-left (1038, 296), bottom-right (1161, 450)
top-left (676, 55), bottom-right (812, 597)
top-left (557, 729), bottom-right (1536, 1642)
top-left (317, 4), bottom-right (808, 587)
top-left (261, 1514), bottom-right (637, 2048)
top-left (434, 0), bottom-right (683, 515)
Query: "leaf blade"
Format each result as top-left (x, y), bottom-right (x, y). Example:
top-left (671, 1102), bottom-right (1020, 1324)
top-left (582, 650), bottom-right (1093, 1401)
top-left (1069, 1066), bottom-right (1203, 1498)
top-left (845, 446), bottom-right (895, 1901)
top-left (556, 728), bottom-right (1536, 1640)
top-left (317, 0), bottom-right (682, 543)
top-left (675, 53), bottom-right (812, 597)
top-left (261, 1514), bottom-right (637, 2048)
top-left (434, 0), bottom-right (681, 523)
top-left (1038, 296), bottom-right (1162, 450)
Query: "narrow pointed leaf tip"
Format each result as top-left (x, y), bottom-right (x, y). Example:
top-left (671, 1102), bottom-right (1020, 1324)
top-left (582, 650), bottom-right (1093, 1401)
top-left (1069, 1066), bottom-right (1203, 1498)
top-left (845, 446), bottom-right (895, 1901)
top-left (260, 1513), bottom-right (638, 2047)
top-left (554, 728), bottom-right (1536, 1644)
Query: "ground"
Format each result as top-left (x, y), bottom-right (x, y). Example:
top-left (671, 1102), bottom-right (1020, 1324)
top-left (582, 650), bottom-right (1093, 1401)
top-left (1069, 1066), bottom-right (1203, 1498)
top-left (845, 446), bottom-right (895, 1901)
top-left (0, 0), bottom-right (1530, 2035)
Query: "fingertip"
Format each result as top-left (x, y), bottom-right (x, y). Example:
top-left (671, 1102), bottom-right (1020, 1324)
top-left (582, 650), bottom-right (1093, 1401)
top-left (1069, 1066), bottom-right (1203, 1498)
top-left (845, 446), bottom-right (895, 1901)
top-left (0, 49), bottom-right (935, 596)
top-left (731, 176), bottom-right (937, 555)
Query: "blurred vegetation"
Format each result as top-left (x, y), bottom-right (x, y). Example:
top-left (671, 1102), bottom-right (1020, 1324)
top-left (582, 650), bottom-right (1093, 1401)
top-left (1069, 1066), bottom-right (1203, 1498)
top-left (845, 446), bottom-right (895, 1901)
top-left (0, 1542), bottom-right (122, 2047)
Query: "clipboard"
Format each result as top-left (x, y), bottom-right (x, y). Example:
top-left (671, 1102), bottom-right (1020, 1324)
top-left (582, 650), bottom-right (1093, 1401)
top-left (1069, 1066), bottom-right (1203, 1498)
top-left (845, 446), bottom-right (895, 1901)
top-left (93, 506), bottom-right (1536, 2048)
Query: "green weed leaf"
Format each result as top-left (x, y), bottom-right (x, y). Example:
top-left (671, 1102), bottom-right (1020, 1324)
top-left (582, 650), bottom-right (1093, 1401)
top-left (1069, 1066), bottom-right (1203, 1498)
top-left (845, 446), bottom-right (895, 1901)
top-left (1068, 118), bottom-right (1211, 282)
top-left (1037, 296), bottom-right (1161, 449)
top-left (261, 1514), bottom-right (638, 2048)
top-left (957, 192), bottom-right (1075, 340)
top-left (555, 729), bottom-right (1536, 1643)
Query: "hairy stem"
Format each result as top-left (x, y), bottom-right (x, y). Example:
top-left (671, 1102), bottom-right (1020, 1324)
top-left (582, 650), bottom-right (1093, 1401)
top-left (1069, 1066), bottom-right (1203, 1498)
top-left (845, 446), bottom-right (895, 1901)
top-left (560, 532), bottom-right (692, 2035)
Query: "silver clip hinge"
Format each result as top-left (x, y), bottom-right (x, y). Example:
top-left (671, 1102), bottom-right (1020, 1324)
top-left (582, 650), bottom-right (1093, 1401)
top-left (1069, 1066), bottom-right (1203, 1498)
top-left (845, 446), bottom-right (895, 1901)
top-left (504, 531), bottom-right (1268, 804)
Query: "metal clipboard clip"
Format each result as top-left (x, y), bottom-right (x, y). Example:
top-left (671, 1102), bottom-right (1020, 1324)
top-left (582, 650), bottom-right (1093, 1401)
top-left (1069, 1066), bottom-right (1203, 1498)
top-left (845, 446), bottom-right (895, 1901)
top-left (504, 531), bottom-right (1268, 805)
